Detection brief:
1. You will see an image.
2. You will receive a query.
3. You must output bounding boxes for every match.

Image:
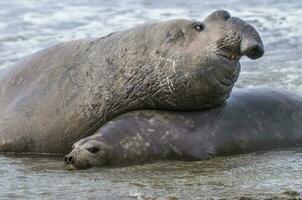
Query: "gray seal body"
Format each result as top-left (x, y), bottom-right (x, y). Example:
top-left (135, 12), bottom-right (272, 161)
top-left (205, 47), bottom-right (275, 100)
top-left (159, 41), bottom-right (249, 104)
top-left (65, 88), bottom-right (302, 168)
top-left (0, 10), bottom-right (263, 154)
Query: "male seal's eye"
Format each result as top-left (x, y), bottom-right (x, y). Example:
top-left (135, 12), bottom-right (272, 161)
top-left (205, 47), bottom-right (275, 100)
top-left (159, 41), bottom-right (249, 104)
top-left (193, 22), bottom-right (205, 32)
top-left (87, 147), bottom-right (100, 154)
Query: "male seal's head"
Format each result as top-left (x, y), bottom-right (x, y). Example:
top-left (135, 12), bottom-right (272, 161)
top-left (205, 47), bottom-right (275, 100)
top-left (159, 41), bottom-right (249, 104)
top-left (137, 10), bottom-right (264, 109)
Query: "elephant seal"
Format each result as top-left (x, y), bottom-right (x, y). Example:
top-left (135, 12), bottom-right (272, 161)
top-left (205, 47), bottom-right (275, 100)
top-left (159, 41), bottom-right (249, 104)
top-left (64, 88), bottom-right (302, 169)
top-left (0, 10), bottom-right (264, 154)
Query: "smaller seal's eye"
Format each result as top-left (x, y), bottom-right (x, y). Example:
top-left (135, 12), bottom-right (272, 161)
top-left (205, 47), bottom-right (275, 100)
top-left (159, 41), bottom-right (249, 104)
top-left (193, 22), bottom-right (205, 32)
top-left (87, 147), bottom-right (100, 154)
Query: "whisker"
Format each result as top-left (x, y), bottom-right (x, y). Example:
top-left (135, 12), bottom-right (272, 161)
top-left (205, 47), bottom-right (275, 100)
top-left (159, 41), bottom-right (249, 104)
top-left (96, 151), bottom-right (105, 159)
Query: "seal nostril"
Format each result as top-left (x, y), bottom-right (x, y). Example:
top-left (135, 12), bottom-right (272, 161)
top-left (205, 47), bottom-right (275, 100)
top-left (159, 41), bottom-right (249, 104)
top-left (240, 24), bottom-right (264, 60)
top-left (64, 155), bottom-right (73, 164)
top-left (245, 44), bottom-right (264, 60)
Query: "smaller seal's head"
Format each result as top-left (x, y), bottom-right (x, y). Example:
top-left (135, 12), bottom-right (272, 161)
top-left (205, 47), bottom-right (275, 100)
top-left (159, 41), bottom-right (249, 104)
top-left (64, 136), bottom-right (108, 169)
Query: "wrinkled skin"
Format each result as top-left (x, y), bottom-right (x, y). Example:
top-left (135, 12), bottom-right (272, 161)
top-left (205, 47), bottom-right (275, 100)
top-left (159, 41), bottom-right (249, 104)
top-left (65, 88), bottom-right (302, 169)
top-left (0, 10), bottom-right (263, 154)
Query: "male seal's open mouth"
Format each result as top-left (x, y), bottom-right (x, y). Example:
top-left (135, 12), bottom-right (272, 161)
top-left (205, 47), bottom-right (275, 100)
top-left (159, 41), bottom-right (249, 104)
top-left (218, 49), bottom-right (242, 61)
top-left (208, 12), bottom-right (263, 89)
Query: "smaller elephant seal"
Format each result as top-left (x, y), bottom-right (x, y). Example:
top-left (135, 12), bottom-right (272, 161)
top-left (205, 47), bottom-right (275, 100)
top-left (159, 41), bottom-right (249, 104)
top-left (0, 10), bottom-right (263, 154)
top-left (64, 88), bottom-right (302, 169)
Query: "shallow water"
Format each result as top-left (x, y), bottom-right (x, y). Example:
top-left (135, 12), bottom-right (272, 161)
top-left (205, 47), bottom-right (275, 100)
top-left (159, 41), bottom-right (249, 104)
top-left (1, 0), bottom-right (302, 199)
top-left (1, 149), bottom-right (302, 200)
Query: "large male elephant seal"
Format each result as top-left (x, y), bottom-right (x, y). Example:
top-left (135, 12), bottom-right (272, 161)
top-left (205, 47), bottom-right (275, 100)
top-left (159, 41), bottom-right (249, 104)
top-left (64, 88), bottom-right (302, 169)
top-left (0, 10), bottom-right (263, 154)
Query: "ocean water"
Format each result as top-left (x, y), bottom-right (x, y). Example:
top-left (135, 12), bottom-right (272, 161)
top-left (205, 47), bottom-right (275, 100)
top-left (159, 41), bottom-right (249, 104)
top-left (0, 0), bottom-right (302, 199)
top-left (1, 149), bottom-right (302, 200)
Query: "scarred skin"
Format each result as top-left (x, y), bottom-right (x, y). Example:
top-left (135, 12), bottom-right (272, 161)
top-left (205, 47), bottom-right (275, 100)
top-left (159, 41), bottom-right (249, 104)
top-left (0, 10), bottom-right (263, 154)
top-left (65, 88), bottom-right (302, 169)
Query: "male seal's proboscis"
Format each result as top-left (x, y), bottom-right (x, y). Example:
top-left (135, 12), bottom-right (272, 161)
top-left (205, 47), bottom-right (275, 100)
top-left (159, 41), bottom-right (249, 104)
top-left (65, 88), bottom-right (302, 169)
top-left (0, 10), bottom-right (264, 154)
